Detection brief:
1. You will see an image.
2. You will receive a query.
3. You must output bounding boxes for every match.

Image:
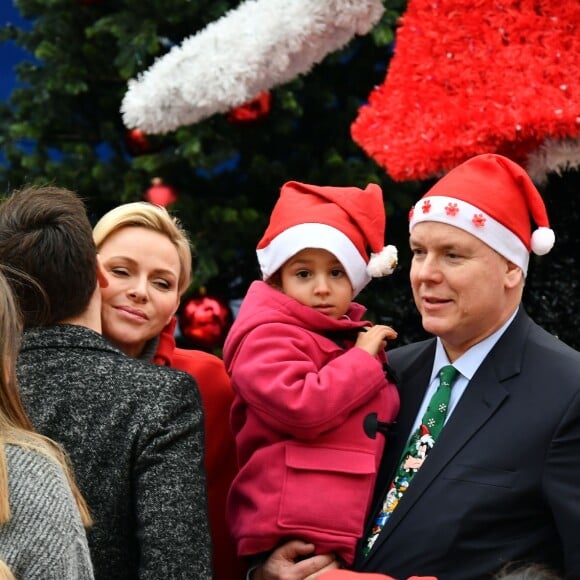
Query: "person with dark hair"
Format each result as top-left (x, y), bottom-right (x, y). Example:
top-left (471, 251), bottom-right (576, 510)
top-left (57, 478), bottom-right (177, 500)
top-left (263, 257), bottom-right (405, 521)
top-left (0, 185), bottom-right (212, 579)
top-left (251, 154), bottom-right (580, 580)
top-left (224, 180), bottom-right (399, 568)
top-left (493, 563), bottom-right (562, 580)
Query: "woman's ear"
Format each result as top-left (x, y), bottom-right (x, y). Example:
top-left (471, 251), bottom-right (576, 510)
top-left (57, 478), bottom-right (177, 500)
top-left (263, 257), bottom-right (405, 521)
top-left (166, 295), bottom-right (180, 326)
top-left (96, 255), bottom-right (109, 289)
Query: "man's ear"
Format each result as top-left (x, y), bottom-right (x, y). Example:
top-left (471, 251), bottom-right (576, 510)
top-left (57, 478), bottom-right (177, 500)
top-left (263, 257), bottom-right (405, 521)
top-left (96, 255), bottom-right (109, 289)
top-left (505, 259), bottom-right (524, 289)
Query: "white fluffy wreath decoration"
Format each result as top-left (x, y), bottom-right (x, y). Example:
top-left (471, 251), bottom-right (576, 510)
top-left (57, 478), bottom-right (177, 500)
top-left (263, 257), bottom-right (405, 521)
top-left (526, 138), bottom-right (580, 185)
top-left (121, 0), bottom-right (384, 134)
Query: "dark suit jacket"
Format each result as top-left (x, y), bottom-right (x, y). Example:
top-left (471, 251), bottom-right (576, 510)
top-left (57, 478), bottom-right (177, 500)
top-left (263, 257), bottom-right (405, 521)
top-left (17, 325), bottom-right (212, 580)
top-left (355, 308), bottom-right (580, 579)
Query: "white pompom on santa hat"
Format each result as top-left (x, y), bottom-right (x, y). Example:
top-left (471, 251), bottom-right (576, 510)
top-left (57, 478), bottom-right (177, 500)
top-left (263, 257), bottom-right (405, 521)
top-left (408, 153), bottom-right (555, 276)
top-left (256, 180), bottom-right (398, 296)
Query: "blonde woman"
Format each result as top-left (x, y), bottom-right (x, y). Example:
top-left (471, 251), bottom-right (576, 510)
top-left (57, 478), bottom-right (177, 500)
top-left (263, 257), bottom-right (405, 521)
top-left (93, 202), bottom-right (244, 580)
top-left (0, 269), bottom-right (94, 579)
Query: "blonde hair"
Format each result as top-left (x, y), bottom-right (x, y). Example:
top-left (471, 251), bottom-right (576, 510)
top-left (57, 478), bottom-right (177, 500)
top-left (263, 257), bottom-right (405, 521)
top-left (0, 560), bottom-right (14, 580)
top-left (0, 267), bottom-right (92, 527)
top-left (93, 202), bottom-right (193, 296)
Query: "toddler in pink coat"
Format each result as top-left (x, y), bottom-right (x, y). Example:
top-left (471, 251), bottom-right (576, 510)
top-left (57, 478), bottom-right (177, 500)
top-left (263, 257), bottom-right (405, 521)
top-left (223, 180), bottom-right (400, 567)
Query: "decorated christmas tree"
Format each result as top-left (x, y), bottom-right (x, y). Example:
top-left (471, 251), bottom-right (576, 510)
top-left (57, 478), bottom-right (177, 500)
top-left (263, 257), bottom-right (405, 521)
top-left (1, 0), bottom-right (579, 349)
top-left (0, 0), bottom-right (416, 324)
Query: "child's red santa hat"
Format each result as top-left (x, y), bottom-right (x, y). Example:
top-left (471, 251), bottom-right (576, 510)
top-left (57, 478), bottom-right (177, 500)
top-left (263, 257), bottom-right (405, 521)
top-left (409, 154), bottom-right (555, 276)
top-left (256, 180), bottom-right (398, 296)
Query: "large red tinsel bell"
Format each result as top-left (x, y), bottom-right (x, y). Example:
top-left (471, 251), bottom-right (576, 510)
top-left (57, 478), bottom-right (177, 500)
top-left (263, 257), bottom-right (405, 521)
top-left (143, 177), bottom-right (178, 207)
top-left (179, 294), bottom-right (233, 351)
top-left (350, 0), bottom-right (580, 182)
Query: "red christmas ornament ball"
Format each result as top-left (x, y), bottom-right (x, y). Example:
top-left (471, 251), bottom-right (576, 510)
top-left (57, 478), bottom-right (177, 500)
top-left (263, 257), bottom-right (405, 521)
top-left (124, 128), bottom-right (151, 156)
top-left (179, 294), bottom-right (233, 350)
top-left (227, 91), bottom-right (272, 124)
top-left (144, 178), bottom-right (178, 207)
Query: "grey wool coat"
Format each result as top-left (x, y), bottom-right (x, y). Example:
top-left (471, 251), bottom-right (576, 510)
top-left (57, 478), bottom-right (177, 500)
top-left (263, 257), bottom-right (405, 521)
top-left (0, 444), bottom-right (94, 580)
top-left (16, 324), bottom-right (212, 580)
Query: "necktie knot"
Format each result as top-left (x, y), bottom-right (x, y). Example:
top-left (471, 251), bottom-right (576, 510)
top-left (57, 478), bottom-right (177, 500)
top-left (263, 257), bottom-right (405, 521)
top-left (438, 365), bottom-right (458, 389)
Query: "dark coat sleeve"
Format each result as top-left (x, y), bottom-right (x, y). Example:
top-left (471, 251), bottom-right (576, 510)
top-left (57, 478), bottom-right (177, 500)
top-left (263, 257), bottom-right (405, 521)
top-left (134, 370), bottom-right (212, 579)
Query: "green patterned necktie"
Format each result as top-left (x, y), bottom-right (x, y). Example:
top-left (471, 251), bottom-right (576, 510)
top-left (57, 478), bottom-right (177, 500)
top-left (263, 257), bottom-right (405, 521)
top-left (364, 365), bottom-right (459, 556)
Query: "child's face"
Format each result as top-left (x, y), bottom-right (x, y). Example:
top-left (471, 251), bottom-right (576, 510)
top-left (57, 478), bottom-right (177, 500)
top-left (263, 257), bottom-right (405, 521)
top-left (279, 248), bottom-right (354, 319)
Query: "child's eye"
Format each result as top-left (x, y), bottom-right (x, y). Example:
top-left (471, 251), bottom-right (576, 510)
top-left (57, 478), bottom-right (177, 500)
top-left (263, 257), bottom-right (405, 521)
top-left (330, 269), bottom-right (345, 278)
top-left (296, 270), bottom-right (310, 279)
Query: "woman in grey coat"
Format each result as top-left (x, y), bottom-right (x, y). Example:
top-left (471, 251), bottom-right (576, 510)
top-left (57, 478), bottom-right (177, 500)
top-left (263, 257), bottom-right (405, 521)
top-left (0, 269), bottom-right (94, 580)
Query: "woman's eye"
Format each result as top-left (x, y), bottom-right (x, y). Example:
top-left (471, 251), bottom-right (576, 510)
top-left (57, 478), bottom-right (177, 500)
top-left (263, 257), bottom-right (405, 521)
top-left (111, 267), bottom-right (129, 276)
top-left (153, 279), bottom-right (171, 290)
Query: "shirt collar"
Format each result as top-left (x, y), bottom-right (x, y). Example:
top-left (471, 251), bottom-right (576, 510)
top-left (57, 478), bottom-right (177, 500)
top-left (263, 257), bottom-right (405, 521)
top-left (431, 308), bottom-right (518, 383)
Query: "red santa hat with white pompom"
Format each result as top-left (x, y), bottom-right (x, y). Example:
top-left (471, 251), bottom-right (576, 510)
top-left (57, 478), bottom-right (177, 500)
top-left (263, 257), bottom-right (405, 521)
top-left (256, 180), bottom-right (398, 296)
top-left (409, 153), bottom-right (555, 276)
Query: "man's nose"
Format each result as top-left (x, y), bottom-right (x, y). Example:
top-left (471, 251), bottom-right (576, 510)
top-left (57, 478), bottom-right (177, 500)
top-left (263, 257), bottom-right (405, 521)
top-left (414, 255), bottom-right (441, 281)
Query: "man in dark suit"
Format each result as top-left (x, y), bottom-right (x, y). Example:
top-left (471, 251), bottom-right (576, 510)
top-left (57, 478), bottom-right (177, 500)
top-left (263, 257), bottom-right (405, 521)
top-left (0, 186), bottom-right (213, 579)
top-left (253, 154), bottom-right (580, 580)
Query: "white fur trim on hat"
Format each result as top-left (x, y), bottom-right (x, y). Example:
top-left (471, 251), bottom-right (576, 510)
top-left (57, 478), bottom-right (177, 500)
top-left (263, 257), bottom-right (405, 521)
top-left (531, 227), bottom-right (555, 256)
top-left (256, 222), bottom-right (371, 296)
top-left (367, 245), bottom-right (398, 277)
top-left (409, 196), bottom-right (531, 275)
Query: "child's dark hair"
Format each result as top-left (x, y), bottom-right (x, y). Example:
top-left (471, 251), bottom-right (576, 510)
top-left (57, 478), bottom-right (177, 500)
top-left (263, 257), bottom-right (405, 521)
top-left (494, 563), bottom-right (561, 580)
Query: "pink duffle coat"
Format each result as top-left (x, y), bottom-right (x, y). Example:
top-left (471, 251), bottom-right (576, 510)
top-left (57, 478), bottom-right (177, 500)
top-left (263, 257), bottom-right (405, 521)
top-left (223, 281), bottom-right (400, 564)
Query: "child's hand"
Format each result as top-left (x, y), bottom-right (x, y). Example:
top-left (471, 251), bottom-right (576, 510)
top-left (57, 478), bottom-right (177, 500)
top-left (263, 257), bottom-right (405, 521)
top-left (355, 325), bottom-right (397, 356)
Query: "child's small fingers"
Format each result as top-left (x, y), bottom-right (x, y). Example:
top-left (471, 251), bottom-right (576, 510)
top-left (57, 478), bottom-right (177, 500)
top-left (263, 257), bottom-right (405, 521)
top-left (376, 325), bottom-right (397, 338)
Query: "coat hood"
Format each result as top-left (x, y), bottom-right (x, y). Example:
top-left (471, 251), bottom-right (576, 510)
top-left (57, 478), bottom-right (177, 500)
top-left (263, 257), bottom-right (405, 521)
top-left (223, 281), bottom-right (369, 370)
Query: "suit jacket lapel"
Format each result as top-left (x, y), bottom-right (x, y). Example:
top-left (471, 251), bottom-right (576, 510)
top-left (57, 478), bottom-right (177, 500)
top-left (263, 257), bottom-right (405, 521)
top-left (368, 308), bottom-right (531, 557)
top-left (371, 340), bottom-right (436, 511)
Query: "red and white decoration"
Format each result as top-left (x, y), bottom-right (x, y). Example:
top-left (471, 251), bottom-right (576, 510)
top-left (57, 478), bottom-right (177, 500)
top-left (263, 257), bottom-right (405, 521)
top-left (121, 0), bottom-right (384, 133)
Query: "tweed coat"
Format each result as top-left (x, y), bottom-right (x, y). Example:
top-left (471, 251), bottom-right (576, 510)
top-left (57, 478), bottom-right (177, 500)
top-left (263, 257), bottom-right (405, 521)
top-left (153, 318), bottom-right (245, 580)
top-left (16, 324), bottom-right (212, 580)
top-left (0, 444), bottom-right (94, 580)
top-left (356, 308), bottom-right (580, 579)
